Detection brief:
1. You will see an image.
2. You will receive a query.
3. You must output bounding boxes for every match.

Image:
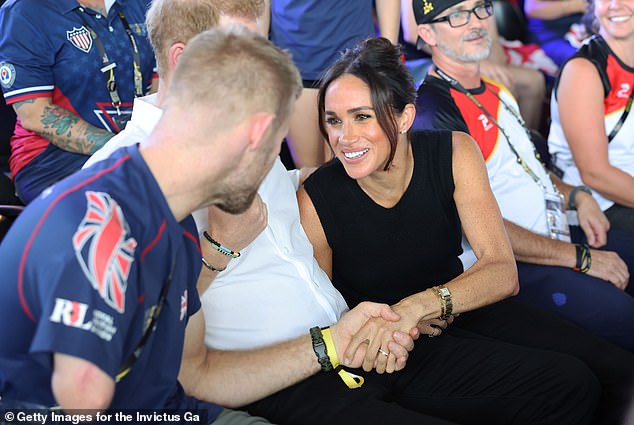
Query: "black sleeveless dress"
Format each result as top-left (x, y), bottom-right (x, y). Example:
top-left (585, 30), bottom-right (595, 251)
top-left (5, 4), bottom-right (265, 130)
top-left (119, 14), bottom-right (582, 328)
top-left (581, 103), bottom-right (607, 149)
top-left (304, 130), bottom-right (463, 307)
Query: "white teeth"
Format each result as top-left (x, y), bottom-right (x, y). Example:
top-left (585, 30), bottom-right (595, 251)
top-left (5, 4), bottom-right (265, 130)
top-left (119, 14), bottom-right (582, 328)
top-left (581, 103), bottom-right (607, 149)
top-left (343, 149), bottom-right (369, 159)
top-left (610, 15), bottom-right (631, 22)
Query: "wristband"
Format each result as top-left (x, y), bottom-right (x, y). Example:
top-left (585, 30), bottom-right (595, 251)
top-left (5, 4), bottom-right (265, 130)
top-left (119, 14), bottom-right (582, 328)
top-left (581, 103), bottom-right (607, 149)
top-left (309, 327), bottom-right (333, 372)
top-left (568, 185), bottom-right (592, 210)
top-left (312, 327), bottom-right (364, 389)
top-left (321, 327), bottom-right (339, 368)
top-left (572, 243), bottom-right (592, 274)
top-left (202, 231), bottom-right (240, 258)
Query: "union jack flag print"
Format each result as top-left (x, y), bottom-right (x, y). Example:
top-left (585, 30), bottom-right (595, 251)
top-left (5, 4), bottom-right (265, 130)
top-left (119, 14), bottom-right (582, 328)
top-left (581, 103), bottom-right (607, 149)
top-left (73, 191), bottom-right (137, 313)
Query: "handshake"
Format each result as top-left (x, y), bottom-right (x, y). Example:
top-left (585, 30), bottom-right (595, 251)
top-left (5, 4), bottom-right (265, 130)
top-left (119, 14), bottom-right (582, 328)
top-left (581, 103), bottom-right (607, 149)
top-left (326, 300), bottom-right (454, 375)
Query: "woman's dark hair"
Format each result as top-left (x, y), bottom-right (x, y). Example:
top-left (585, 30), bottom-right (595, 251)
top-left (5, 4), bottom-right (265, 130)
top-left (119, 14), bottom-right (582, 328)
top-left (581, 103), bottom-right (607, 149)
top-left (318, 37), bottom-right (417, 171)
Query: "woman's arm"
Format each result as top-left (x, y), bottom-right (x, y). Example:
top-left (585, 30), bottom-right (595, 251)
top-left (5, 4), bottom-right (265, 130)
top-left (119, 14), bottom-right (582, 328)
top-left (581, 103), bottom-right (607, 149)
top-left (400, 0), bottom-right (419, 45)
top-left (298, 133), bottom-right (518, 372)
top-left (395, 132), bottom-right (518, 320)
top-left (557, 58), bottom-right (634, 207)
top-left (296, 187), bottom-right (333, 279)
top-left (524, 0), bottom-right (587, 20)
top-left (376, 0), bottom-right (401, 44)
top-left (12, 97), bottom-right (114, 155)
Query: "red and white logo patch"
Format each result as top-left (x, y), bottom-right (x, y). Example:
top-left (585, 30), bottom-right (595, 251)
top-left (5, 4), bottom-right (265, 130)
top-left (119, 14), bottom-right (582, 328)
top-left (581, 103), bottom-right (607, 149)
top-left (50, 298), bottom-right (91, 330)
top-left (66, 26), bottom-right (93, 53)
top-left (73, 191), bottom-right (137, 314)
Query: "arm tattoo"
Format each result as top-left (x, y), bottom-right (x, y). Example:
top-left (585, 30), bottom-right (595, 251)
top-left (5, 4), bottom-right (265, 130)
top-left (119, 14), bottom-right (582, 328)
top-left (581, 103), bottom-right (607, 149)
top-left (41, 105), bottom-right (79, 136)
top-left (84, 125), bottom-right (115, 154)
top-left (12, 98), bottom-right (36, 112)
top-left (39, 104), bottom-right (113, 154)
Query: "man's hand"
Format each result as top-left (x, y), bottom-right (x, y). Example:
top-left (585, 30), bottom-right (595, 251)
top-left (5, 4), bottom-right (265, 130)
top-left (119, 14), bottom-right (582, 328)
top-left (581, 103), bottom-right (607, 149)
top-left (329, 302), bottom-right (417, 374)
top-left (197, 195), bottom-right (268, 293)
top-left (206, 194), bottom-right (268, 252)
top-left (587, 249), bottom-right (630, 289)
top-left (574, 191), bottom-right (609, 247)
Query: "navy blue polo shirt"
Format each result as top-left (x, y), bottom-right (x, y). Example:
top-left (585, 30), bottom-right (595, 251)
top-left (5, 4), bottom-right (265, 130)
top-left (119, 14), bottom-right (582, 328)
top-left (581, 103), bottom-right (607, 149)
top-left (0, 145), bottom-right (222, 421)
top-left (0, 0), bottom-right (156, 177)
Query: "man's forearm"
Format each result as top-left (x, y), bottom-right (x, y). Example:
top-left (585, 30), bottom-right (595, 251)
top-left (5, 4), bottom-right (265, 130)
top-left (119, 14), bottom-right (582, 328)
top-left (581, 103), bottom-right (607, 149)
top-left (183, 334), bottom-right (320, 408)
top-left (504, 219), bottom-right (576, 267)
top-left (14, 99), bottom-right (114, 155)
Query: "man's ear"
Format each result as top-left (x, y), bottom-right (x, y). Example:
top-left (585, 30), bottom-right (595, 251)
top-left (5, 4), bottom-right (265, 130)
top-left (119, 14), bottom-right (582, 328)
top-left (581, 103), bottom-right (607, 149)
top-left (417, 23), bottom-right (436, 47)
top-left (168, 42), bottom-right (187, 71)
top-left (245, 112), bottom-right (276, 151)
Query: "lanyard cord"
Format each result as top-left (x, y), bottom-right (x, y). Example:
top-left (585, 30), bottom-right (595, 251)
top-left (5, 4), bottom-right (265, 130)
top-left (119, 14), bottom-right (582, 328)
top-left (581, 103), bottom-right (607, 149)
top-left (434, 66), bottom-right (549, 191)
top-left (75, 6), bottom-right (144, 115)
top-left (115, 254), bottom-right (177, 383)
top-left (607, 86), bottom-right (634, 142)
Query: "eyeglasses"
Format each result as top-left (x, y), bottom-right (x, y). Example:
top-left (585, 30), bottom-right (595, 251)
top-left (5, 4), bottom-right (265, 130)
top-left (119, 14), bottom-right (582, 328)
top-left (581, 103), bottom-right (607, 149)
top-left (429, 2), bottom-right (494, 28)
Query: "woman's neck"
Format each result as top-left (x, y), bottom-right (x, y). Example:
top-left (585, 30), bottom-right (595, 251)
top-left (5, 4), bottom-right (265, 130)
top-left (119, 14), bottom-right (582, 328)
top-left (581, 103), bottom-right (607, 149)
top-left (357, 140), bottom-right (414, 209)
top-left (602, 32), bottom-right (634, 68)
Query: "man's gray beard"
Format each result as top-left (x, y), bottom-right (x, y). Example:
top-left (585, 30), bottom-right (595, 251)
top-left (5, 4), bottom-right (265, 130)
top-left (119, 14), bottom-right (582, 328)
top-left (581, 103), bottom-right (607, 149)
top-left (436, 29), bottom-right (492, 63)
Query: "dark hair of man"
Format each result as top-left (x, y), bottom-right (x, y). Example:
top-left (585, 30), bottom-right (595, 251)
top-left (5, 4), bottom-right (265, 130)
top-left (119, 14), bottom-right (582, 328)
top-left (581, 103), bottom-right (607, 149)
top-left (317, 37), bottom-right (417, 170)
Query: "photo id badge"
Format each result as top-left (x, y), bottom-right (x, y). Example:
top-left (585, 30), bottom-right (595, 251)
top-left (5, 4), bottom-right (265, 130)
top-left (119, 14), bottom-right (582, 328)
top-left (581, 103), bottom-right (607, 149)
top-left (545, 192), bottom-right (571, 242)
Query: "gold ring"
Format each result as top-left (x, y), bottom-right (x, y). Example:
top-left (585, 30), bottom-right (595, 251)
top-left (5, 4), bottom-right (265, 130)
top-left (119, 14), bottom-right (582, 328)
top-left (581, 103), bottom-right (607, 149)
top-left (378, 349), bottom-right (389, 357)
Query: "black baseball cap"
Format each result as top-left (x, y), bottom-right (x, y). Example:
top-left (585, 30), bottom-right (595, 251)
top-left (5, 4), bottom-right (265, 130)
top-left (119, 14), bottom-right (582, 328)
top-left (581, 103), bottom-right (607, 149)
top-left (412, 0), bottom-right (467, 24)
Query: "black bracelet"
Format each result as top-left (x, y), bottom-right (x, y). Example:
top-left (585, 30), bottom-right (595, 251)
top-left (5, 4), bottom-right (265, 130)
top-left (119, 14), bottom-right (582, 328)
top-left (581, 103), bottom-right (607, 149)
top-left (572, 243), bottom-right (591, 274)
top-left (568, 186), bottom-right (592, 210)
top-left (309, 326), bottom-right (333, 372)
top-left (202, 231), bottom-right (240, 258)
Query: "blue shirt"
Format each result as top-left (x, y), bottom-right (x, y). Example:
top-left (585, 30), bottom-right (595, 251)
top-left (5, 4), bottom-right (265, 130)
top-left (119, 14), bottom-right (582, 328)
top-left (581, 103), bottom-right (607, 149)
top-left (269, 0), bottom-right (375, 80)
top-left (0, 0), bottom-right (155, 177)
top-left (0, 145), bottom-right (222, 421)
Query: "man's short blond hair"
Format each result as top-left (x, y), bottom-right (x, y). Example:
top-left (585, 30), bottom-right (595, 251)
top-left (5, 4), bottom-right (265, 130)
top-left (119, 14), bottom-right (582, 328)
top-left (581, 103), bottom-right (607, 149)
top-left (165, 27), bottom-right (302, 136)
top-left (214, 0), bottom-right (265, 20)
top-left (146, 0), bottom-right (220, 77)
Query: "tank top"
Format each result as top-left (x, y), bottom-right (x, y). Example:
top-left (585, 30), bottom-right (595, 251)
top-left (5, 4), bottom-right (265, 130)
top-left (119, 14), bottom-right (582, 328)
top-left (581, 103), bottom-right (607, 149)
top-left (303, 130), bottom-right (463, 308)
top-left (549, 35), bottom-right (634, 211)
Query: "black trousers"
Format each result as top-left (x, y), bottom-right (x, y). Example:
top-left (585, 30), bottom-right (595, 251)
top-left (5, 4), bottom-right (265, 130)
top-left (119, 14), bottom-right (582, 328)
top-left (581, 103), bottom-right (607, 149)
top-left (245, 299), bottom-right (634, 425)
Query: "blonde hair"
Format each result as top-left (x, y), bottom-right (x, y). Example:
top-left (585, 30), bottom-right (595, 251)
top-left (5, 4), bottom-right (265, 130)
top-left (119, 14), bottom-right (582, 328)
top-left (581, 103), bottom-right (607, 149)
top-left (214, 0), bottom-right (265, 21)
top-left (146, 0), bottom-right (219, 77)
top-left (165, 27), bottom-right (302, 135)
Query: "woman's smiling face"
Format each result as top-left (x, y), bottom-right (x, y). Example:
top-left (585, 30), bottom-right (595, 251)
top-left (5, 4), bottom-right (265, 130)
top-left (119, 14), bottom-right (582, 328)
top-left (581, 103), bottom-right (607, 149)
top-left (324, 74), bottom-right (393, 180)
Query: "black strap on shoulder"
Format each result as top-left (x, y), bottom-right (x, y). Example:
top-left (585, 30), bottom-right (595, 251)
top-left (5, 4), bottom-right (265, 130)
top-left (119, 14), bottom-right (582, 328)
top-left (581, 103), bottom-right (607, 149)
top-left (115, 254), bottom-right (177, 382)
top-left (74, 6), bottom-right (144, 115)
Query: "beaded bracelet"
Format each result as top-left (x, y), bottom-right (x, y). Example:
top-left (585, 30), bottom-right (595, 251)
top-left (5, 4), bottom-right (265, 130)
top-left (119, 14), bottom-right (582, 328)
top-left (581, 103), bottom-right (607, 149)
top-left (572, 243), bottom-right (591, 274)
top-left (202, 231), bottom-right (240, 258)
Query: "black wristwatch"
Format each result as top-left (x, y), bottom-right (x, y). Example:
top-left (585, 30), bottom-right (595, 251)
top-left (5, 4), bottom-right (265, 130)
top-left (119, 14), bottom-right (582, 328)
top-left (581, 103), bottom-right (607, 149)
top-left (568, 185), bottom-right (592, 210)
top-left (309, 327), bottom-right (333, 372)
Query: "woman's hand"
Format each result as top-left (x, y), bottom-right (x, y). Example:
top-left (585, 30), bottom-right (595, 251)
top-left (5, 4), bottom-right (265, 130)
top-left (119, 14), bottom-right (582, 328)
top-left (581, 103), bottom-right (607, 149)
top-left (574, 190), bottom-right (609, 248)
top-left (343, 301), bottom-right (422, 374)
top-left (330, 302), bottom-right (418, 374)
top-left (417, 315), bottom-right (455, 337)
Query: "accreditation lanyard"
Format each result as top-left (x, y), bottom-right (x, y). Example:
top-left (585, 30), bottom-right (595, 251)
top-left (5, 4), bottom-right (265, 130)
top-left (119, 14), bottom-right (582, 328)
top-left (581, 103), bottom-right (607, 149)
top-left (75, 6), bottom-right (144, 116)
top-left (434, 66), bottom-right (571, 241)
top-left (607, 83), bottom-right (634, 142)
top-left (115, 254), bottom-right (177, 383)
